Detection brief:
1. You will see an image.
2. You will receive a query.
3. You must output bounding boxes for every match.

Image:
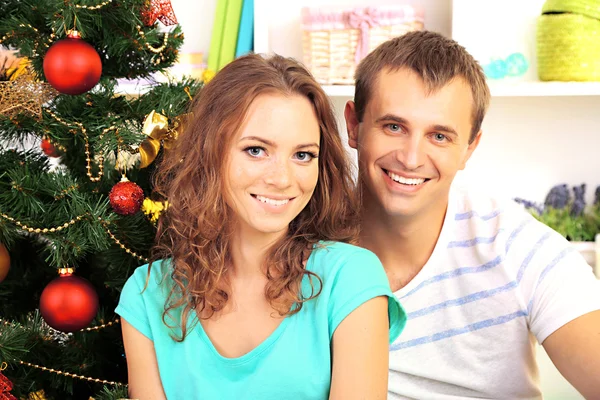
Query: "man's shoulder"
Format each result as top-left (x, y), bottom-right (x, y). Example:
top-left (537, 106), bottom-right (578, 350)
top-left (448, 183), bottom-right (579, 271)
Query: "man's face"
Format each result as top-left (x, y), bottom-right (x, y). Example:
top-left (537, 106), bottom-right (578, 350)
top-left (346, 68), bottom-right (481, 220)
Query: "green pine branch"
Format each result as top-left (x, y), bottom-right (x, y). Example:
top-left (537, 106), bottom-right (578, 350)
top-left (1, 0), bottom-right (184, 80)
top-left (0, 1), bottom-right (205, 397)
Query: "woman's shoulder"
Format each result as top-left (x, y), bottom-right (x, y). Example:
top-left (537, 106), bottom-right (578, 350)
top-left (121, 259), bottom-right (174, 297)
top-left (309, 241), bottom-right (384, 277)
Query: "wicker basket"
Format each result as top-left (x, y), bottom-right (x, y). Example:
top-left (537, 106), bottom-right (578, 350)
top-left (301, 5), bottom-right (424, 85)
top-left (537, 0), bottom-right (600, 81)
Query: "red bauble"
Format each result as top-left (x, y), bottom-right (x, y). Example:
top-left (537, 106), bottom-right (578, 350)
top-left (0, 369), bottom-right (17, 400)
top-left (41, 138), bottom-right (60, 158)
top-left (43, 31), bottom-right (102, 95)
top-left (39, 271), bottom-right (99, 332)
top-left (0, 243), bottom-right (10, 283)
top-left (109, 178), bottom-right (144, 215)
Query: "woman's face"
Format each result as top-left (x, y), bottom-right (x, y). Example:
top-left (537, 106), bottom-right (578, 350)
top-left (225, 93), bottom-right (320, 240)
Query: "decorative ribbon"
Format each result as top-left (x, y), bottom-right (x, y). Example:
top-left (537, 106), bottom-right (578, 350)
top-left (141, 0), bottom-right (178, 26)
top-left (346, 8), bottom-right (382, 64)
top-left (139, 110), bottom-right (187, 168)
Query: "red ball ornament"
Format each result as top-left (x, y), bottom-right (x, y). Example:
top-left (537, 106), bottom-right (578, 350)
top-left (109, 177), bottom-right (144, 215)
top-left (43, 30), bottom-right (102, 95)
top-left (0, 367), bottom-right (17, 400)
top-left (39, 269), bottom-right (99, 332)
top-left (41, 138), bottom-right (60, 158)
top-left (0, 243), bottom-right (10, 283)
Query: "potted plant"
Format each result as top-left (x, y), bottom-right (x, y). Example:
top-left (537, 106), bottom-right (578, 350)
top-left (515, 184), bottom-right (600, 277)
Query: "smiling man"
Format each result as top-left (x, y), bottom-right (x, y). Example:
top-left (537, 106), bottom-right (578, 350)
top-left (344, 31), bottom-right (600, 399)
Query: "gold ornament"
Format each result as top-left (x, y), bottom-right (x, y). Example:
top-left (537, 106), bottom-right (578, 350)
top-left (202, 69), bottom-right (215, 83)
top-left (25, 389), bottom-right (47, 400)
top-left (142, 198), bottom-right (169, 223)
top-left (0, 62), bottom-right (57, 120)
top-left (5, 57), bottom-right (29, 81)
top-left (139, 110), bottom-right (187, 168)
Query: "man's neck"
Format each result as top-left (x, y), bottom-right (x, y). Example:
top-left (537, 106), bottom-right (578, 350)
top-left (359, 197), bottom-right (448, 292)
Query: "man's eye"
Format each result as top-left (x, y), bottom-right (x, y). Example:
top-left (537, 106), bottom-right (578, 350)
top-left (386, 124), bottom-right (401, 132)
top-left (433, 133), bottom-right (447, 142)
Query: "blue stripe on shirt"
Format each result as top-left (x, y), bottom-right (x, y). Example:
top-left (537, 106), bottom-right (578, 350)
top-left (506, 219), bottom-right (532, 253)
top-left (447, 230), bottom-right (503, 248)
top-left (399, 256), bottom-right (503, 300)
top-left (455, 209), bottom-right (503, 221)
top-left (390, 310), bottom-right (528, 350)
top-left (527, 247), bottom-right (576, 313)
top-left (407, 280), bottom-right (518, 319)
top-left (515, 232), bottom-right (551, 283)
top-left (407, 230), bottom-right (551, 319)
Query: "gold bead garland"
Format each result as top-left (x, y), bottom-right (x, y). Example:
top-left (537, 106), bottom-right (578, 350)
top-left (55, 184), bottom-right (80, 200)
top-left (81, 317), bottom-right (120, 332)
top-left (0, 212), bottom-right (145, 261)
top-left (46, 110), bottom-right (119, 183)
top-left (99, 218), bottom-right (149, 263)
top-left (136, 25), bottom-right (169, 54)
top-left (1, 316), bottom-right (120, 333)
top-left (0, 24), bottom-right (56, 56)
top-left (73, 0), bottom-right (113, 10)
top-left (0, 212), bottom-right (84, 234)
top-left (18, 360), bottom-right (125, 386)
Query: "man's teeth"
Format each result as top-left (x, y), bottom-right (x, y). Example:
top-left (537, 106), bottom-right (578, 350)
top-left (255, 195), bottom-right (290, 206)
top-left (388, 171), bottom-right (425, 185)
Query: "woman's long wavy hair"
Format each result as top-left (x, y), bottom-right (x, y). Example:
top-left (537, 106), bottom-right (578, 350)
top-left (151, 53), bottom-right (359, 341)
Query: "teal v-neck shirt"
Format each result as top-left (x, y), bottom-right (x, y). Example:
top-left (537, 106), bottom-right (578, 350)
top-left (116, 241), bottom-right (406, 399)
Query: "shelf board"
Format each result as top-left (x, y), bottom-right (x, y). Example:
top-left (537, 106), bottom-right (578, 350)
top-left (488, 81), bottom-right (600, 97)
top-left (322, 81), bottom-right (600, 98)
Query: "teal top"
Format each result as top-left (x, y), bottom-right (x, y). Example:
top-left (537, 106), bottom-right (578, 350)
top-left (115, 241), bottom-right (406, 400)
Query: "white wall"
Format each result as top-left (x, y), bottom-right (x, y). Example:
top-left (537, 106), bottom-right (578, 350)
top-left (170, 0), bottom-right (217, 57)
top-left (463, 96), bottom-right (600, 206)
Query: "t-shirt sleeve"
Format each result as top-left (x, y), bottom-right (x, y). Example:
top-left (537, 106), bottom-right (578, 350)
top-left (115, 264), bottom-right (154, 341)
top-left (327, 249), bottom-right (407, 344)
top-left (514, 224), bottom-right (600, 344)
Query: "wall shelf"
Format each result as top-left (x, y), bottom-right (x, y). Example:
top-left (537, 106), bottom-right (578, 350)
top-left (321, 81), bottom-right (600, 98)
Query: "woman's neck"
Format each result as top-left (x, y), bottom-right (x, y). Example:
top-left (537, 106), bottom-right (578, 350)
top-left (229, 226), bottom-right (286, 278)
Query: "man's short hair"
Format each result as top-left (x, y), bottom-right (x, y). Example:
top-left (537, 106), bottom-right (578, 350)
top-left (354, 31), bottom-right (491, 143)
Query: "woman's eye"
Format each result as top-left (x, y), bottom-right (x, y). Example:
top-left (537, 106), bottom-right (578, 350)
top-left (294, 152), bottom-right (317, 162)
top-left (245, 147), bottom-right (265, 157)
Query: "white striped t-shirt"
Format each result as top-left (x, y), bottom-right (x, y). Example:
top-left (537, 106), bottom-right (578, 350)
top-left (388, 185), bottom-right (600, 400)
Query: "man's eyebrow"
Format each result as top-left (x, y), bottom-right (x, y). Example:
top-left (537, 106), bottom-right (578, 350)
top-left (374, 114), bottom-right (409, 125)
top-left (432, 124), bottom-right (458, 137)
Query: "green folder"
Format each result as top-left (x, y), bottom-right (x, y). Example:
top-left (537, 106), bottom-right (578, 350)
top-left (217, 0), bottom-right (243, 70)
top-left (207, 0), bottom-right (228, 72)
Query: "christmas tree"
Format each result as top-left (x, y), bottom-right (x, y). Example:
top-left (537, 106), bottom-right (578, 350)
top-left (0, 1), bottom-right (203, 398)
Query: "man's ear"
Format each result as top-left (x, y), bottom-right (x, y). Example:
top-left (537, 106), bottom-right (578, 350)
top-left (460, 130), bottom-right (482, 170)
top-left (344, 101), bottom-right (359, 149)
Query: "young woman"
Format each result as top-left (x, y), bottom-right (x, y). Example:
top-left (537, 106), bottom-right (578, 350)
top-left (116, 53), bottom-right (406, 400)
